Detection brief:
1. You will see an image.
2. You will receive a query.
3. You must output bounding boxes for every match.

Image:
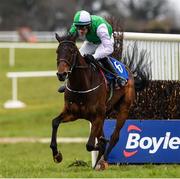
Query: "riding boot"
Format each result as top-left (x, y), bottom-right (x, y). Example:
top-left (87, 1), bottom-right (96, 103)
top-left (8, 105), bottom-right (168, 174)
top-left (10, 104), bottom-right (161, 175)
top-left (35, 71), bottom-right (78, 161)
top-left (99, 57), bottom-right (127, 86)
top-left (58, 85), bottom-right (65, 93)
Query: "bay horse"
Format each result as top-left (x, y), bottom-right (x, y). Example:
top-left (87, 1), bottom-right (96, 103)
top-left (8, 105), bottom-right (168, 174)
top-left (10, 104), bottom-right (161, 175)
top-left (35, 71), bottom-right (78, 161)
top-left (50, 33), bottom-right (150, 170)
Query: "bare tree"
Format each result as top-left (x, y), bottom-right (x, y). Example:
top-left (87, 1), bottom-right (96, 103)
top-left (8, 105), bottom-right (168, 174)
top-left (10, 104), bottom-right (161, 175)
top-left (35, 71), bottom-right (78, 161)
top-left (121, 0), bottom-right (168, 20)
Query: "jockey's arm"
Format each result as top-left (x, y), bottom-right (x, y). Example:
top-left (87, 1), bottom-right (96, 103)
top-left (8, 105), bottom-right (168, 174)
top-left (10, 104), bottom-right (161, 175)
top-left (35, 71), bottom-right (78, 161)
top-left (93, 24), bottom-right (114, 59)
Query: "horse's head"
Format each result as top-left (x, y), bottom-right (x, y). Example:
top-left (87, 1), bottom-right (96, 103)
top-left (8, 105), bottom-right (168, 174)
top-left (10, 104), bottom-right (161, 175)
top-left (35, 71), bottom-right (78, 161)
top-left (55, 33), bottom-right (78, 81)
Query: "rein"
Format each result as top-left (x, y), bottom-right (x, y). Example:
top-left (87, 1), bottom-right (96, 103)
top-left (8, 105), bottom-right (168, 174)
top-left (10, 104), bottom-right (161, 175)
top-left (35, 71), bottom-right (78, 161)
top-left (66, 82), bottom-right (103, 94)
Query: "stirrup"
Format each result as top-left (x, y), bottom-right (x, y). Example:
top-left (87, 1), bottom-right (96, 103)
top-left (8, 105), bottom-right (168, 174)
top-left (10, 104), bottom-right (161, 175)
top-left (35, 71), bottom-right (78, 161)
top-left (58, 86), bottom-right (65, 93)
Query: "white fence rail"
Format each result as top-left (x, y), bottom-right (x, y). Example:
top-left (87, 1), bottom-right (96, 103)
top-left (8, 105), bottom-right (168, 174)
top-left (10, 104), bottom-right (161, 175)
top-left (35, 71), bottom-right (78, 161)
top-left (0, 31), bottom-right (62, 42)
top-left (1, 32), bottom-right (180, 79)
top-left (4, 71), bottom-right (57, 109)
top-left (123, 32), bottom-right (180, 80)
top-left (0, 43), bottom-right (57, 66)
top-left (2, 32), bottom-right (180, 108)
top-left (0, 42), bottom-right (82, 66)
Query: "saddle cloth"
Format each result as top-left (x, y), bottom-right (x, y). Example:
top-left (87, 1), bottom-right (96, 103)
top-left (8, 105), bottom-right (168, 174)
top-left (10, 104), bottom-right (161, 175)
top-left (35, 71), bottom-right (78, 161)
top-left (105, 57), bottom-right (129, 82)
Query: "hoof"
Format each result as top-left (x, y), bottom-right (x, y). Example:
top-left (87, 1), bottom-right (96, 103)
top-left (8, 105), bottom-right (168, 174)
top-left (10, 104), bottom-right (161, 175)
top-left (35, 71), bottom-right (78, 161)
top-left (53, 152), bottom-right (63, 163)
top-left (95, 159), bottom-right (108, 171)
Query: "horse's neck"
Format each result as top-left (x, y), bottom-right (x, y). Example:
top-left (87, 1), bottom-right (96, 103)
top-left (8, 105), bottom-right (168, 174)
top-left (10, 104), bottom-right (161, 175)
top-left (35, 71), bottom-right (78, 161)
top-left (68, 54), bottom-right (101, 90)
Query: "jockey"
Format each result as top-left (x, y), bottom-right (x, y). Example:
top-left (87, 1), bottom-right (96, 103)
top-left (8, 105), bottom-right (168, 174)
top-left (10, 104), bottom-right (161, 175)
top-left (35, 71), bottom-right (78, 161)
top-left (58, 10), bottom-right (127, 93)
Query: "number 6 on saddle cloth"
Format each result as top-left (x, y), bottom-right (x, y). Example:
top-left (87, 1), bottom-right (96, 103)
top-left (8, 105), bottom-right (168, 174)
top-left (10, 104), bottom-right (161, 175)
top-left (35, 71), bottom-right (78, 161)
top-left (99, 57), bottom-right (129, 86)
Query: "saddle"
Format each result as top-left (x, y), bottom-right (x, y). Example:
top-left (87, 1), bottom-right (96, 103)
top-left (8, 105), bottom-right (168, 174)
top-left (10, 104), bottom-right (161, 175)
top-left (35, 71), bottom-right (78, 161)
top-left (84, 55), bottom-right (129, 84)
top-left (85, 55), bottom-right (129, 100)
top-left (100, 57), bottom-right (129, 101)
top-left (87, 55), bottom-right (129, 101)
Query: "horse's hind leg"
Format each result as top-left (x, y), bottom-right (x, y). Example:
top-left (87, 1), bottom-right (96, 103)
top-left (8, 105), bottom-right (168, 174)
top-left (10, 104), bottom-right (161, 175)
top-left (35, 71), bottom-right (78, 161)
top-left (104, 86), bottom-right (135, 161)
top-left (103, 114), bottom-right (126, 161)
top-left (50, 112), bottom-right (75, 163)
top-left (93, 99), bottom-right (130, 170)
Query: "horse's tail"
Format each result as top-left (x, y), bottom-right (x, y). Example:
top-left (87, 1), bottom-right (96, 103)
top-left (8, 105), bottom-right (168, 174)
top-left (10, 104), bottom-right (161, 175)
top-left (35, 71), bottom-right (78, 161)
top-left (122, 43), bottom-right (152, 91)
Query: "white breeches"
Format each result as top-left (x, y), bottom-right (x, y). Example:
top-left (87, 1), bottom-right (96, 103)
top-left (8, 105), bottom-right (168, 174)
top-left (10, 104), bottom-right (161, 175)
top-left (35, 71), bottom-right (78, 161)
top-left (79, 36), bottom-right (114, 59)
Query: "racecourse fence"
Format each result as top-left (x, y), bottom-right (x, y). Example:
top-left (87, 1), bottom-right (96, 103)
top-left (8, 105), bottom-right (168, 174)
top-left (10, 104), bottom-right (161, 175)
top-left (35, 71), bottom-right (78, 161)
top-left (1, 32), bottom-right (180, 79)
top-left (123, 32), bottom-right (180, 80)
top-left (4, 71), bottom-right (57, 108)
top-left (0, 42), bottom-right (80, 66)
top-left (0, 43), bottom-right (56, 66)
top-left (2, 32), bottom-right (180, 109)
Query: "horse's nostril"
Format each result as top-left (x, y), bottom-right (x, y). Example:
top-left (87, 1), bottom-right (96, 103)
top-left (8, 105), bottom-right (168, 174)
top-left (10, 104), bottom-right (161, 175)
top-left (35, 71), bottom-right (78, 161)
top-left (56, 72), bottom-right (67, 81)
top-left (63, 72), bottom-right (68, 76)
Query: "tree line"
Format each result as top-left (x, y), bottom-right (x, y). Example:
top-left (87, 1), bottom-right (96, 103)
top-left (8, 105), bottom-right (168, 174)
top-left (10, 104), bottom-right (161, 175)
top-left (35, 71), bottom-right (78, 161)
top-left (0, 0), bottom-right (179, 33)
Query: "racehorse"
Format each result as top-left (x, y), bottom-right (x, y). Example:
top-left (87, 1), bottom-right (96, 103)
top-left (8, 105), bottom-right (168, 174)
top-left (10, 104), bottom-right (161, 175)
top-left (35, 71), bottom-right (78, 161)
top-left (50, 33), bottom-right (151, 170)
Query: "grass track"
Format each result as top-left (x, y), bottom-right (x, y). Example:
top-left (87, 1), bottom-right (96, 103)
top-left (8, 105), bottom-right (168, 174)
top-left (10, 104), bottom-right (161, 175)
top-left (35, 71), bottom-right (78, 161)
top-left (0, 143), bottom-right (180, 178)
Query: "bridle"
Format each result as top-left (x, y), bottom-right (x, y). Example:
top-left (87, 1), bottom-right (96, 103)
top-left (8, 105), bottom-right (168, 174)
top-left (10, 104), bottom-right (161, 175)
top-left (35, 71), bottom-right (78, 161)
top-left (56, 40), bottom-right (90, 80)
top-left (56, 40), bottom-right (77, 81)
top-left (59, 40), bottom-right (77, 69)
top-left (56, 40), bottom-right (103, 94)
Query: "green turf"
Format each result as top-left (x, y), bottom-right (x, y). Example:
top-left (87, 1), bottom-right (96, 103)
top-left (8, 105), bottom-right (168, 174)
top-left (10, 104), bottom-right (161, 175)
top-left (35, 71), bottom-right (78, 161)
top-left (0, 143), bottom-right (179, 178)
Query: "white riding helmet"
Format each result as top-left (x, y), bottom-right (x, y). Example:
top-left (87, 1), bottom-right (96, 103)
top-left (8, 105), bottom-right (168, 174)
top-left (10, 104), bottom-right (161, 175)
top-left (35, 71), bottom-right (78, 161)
top-left (73, 10), bottom-right (91, 26)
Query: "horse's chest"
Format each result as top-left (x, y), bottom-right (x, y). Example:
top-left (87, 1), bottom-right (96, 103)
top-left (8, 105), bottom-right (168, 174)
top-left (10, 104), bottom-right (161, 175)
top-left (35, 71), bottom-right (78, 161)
top-left (64, 92), bottom-right (105, 117)
top-left (66, 102), bottom-right (95, 116)
top-left (65, 99), bottom-right (98, 118)
top-left (65, 93), bottom-right (95, 107)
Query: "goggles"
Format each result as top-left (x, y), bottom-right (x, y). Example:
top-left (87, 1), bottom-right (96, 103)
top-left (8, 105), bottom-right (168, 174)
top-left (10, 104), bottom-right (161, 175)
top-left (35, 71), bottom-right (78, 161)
top-left (75, 25), bottom-right (89, 30)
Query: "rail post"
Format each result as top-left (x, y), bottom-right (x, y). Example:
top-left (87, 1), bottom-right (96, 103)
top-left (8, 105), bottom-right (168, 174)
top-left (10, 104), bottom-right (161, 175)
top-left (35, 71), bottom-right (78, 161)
top-left (3, 71), bottom-right (56, 109)
top-left (4, 75), bottom-right (26, 109)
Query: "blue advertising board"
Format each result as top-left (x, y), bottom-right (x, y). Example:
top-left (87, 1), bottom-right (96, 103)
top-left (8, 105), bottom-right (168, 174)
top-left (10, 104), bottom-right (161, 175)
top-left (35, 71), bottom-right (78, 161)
top-left (103, 120), bottom-right (180, 163)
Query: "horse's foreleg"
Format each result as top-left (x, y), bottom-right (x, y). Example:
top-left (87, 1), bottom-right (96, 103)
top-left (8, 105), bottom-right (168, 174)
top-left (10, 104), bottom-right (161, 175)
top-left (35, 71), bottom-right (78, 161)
top-left (50, 114), bottom-right (63, 163)
top-left (86, 117), bottom-right (104, 152)
top-left (50, 112), bottom-right (75, 163)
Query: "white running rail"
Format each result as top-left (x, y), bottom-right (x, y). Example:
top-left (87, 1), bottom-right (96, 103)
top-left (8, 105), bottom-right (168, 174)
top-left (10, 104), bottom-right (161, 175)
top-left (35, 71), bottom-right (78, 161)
top-left (4, 71), bottom-right (57, 109)
top-left (3, 32), bottom-right (180, 108)
top-left (123, 32), bottom-right (180, 80)
top-left (1, 32), bottom-right (180, 79)
top-left (0, 43), bottom-right (57, 66)
top-left (0, 42), bottom-right (81, 66)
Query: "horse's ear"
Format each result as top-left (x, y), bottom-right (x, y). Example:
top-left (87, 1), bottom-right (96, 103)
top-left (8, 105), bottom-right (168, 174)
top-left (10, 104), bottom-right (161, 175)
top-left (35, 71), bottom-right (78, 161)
top-left (55, 33), bottom-right (61, 43)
